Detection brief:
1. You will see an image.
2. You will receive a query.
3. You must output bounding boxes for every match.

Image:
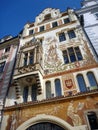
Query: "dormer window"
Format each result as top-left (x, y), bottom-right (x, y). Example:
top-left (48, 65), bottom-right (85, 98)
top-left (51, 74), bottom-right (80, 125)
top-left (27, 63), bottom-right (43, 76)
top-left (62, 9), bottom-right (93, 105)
top-left (44, 14), bottom-right (51, 21)
top-left (63, 18), bottom-right (70, 24)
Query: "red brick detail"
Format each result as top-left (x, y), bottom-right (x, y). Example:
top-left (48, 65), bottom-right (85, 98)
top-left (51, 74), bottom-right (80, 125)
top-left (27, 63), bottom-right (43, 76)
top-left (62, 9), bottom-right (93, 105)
top-left (46, 23), bottom-right (51, 30)
top-left (58, 19), bottom-right (63, 25)
top-left (35, 27), bottom-right (38, 33)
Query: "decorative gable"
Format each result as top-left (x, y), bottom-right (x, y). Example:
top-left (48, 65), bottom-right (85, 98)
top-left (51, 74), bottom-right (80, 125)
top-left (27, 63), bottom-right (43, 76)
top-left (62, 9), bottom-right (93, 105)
top-left (35, 8), bottom-right (61, 24)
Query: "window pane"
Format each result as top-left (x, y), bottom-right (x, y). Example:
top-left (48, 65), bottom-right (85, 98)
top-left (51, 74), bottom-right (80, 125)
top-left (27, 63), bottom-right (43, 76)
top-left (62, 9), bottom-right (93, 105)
top-left (29, 51), bottom-right (34, 65)
top-left (46, 81), bottom-right (51, 98)
top-left (40, 26), bottom-right (44, 32)
top-left (55, 79), bottom-right (62, 96)
top-left (63, 50), bottom-right (69, 64)
top-left (52, 21), bottom-right (58, 28)
top-left (23, 86), bottom-right (28, 102)
top-left (59, 32), bottom-right (66, 42)
top-left (64, 18), bottom-right (70, 24)
top-left (32, 84), bottom-right (37, 101)
top-left (77, 74), bottom-right (87, 92)
top-left (68, 30), bottom-right (76, 39)
top-left (68, 47), bottom-right (76, 62)
top-left (29, 29), bottom-right (34, 35)
top-left (75, 47), bottom-right (83, 61)
top-left (24, 53), bottom-right (28, 66)
top-left (87, 72), bottom-right (97, 87)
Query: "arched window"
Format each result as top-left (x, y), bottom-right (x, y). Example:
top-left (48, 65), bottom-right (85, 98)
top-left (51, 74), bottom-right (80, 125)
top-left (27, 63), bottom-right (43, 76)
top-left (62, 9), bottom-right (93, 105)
top-left (77, 74), bottom-right (87, 92)
top-left (55, 79), bottom-right (62, 96)
top-left (23, 86), bottom-right (28, 102)
top-left (46, 81), bottom-right (51, 98)
top-left (26, 122), bottom-right (65, 130)
top-left (31, 84), bottom-right (37, 101)
top-left (87, 72), bottom-right (97, 89)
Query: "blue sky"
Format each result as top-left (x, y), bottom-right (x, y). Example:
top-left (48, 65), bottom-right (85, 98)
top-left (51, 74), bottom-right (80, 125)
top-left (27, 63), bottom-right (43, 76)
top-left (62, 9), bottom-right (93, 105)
top-left (0, 0), bottom-right (82, 39)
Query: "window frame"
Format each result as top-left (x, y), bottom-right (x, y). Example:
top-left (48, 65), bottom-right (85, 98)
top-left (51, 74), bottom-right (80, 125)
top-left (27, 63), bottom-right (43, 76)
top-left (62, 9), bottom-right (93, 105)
top-left (52, 21), bottom-right (58, 28)
top-left (68, 30), bottom-right (76, 39)
top-left (39, 26), bottom-right (44, 32)
top-left (29, 29), bottom-right (34, 35)
top-left (46, 81), bottom-right (52, 99)
top-left (63, 18), bottom-right (70, 24)
top-left (59, 32), bottom-right (66, 42)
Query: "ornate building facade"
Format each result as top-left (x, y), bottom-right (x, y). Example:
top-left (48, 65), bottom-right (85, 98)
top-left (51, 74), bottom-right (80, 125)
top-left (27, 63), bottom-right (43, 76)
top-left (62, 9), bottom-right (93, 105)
top-left (1, 8), bottom-right (98, 130)
top-left (0, 36), bottom-right (19, 127)
top-left (76, 0), bottom-right (98, 61)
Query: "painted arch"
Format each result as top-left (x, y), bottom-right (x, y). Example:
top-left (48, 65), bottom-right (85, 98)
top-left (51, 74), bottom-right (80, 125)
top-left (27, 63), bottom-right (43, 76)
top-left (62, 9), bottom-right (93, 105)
top-left (16, 114), bottom-right (73, 130)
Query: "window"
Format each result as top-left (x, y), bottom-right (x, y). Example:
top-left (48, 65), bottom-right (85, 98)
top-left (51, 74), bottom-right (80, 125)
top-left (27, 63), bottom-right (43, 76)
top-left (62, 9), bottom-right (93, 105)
top-left (44, 14), bottom-right (51, 21)
top-left (40, 26), bottom-right (44, 32)
top-left (74, 47), bottom-right (83, 61)
top-left (68, 47), bottom-right (76, 62)
top-left (55, 79), bottom-right (62, 97)
top-left (77, 74), bottom-right (87, 92)
top-left (24, 53), bottom-right (28, 66)
top-left (23, 86), bottom-right (28, 102)
top-left (0, 62), bottom-right (5, 73)
top-left (63, 18), bottom-right (70, 24)
top-left (87, 72), bottom-right (97, 89)
top-left (63, 47), bottom-right (83, 64)
top-left (26, 122), bottom-right (65, 130)
top-left (59, 32), bottom-right (66, 42)
top-left (87, 111), bottom-right (98, 130)
top-left (5, 46), bottom-right (10, 52)
top-left (29, 29), bottom-right (34, 35)
top-left (62, 50), bottom-right (69, 64)
top-left (46, 81), bottom-right (51, 98)
top-left (29, 51), bottom-right (34, 65)
top-left (68, 30), bottom-right (76, 39)
top-left (31, 84), bottom-right (37, 101)
top-left (52, 21), bottom-right (58, 28)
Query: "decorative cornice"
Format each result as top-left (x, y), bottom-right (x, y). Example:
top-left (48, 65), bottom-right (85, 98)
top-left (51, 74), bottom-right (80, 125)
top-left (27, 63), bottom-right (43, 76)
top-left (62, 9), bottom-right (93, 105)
top-left (4, 89), bottom-right (98, 111)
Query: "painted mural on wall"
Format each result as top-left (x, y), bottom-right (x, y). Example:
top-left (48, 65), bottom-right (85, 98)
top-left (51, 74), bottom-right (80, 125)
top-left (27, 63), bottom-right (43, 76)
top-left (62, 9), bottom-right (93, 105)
top-left (66, 96), bottom-right (98, 126)
top-left (43, 33), bottom-right (97, 74)
top-left (44, 37), bottom-right (64, 73)
top-left (6, 96), bottom-right (98, 130)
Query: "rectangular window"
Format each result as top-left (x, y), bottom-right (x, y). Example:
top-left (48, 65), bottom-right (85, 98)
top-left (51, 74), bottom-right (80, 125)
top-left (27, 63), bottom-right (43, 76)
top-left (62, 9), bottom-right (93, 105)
top-left (68, 47), bottom-right (76, 62)
top-left (68, 30), bottom-right (76, 39)
top-left (52, 21), bottom-right (58, 28)
top-left (29, 29), bottom-right (34, 35)
top-left (29, 51), bottom-right (34, 65)
top-left (5, 46), bottom-right (10, 52)
top-left (74, 47), bottom-right (83, 61)
top-left (63, 47), bottom-right (83, 64)
top-left (0, 62), bottom-right (5, 73)
top-left (40, 26), bottom-right (44, 32)
top-left (64, 18), bottom-right (70, 24)
top-left (59, 32), bottom-right (66, 42)
top-left (24, 53), bottom-right (28, 66)
top-left (62, 50), bottom-right (69, 64)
